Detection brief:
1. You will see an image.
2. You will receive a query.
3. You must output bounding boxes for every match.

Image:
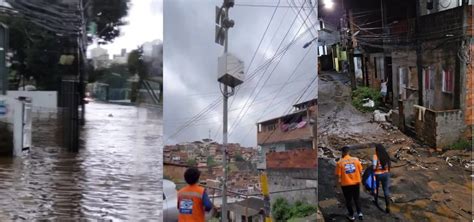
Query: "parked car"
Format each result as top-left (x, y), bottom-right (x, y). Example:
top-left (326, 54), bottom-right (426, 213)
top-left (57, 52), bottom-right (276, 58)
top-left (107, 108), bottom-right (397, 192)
top-left (163, 179), bottom-right (179, 222)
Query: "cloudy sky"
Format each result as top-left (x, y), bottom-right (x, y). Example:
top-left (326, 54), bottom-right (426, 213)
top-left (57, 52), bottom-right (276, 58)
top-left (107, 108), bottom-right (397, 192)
top-left (164, 0), bottom-right (320, 147)
top-left (87, 0), bottom-right (163, 57)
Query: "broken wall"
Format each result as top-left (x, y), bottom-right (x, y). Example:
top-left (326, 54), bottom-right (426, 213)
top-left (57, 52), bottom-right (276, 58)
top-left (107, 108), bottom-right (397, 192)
top-left (415, 108), bottom-right (465, 147)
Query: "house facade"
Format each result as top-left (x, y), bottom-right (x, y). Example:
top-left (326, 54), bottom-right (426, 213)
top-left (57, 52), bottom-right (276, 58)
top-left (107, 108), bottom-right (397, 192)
top-left (345, 0), bottom-right (473, 147)
top-left (256, 99), bottom-right (317, 170)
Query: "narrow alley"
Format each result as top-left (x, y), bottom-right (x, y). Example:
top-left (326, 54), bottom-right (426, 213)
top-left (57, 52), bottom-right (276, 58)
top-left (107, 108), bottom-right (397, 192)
top-left (317, 71), bottom-right (472, 221)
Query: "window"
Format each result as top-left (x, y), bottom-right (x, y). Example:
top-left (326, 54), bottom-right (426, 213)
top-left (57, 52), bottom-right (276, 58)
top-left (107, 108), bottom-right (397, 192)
top-left (258, 124), bottom-right (262, 133)
top-left (423, 67), bottom-right (435, 90)
top-left (266, 124), bottom-right (276, 132)
top-left (442, 69), bottom-right (454, 93)
top-left (399, 67), bottom-right (408, 99)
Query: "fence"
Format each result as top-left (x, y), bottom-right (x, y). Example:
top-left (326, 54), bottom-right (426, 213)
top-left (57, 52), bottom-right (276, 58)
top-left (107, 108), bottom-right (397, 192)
top-left (174, 182), bottom-right (317, 221)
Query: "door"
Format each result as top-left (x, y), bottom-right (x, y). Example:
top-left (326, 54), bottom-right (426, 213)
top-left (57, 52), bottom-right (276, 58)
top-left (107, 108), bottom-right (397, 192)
top-left (22, 101), bottom-right (32, 150)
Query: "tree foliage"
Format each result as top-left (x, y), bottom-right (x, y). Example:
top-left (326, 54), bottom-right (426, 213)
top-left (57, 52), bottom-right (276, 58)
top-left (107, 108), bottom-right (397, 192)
top-left (272, 198), bottom-right (317, 221)
top-left (90, 0), bottom-right (130, 44)
top-left (207, 156), bottom-right (217, 167)
top-left (186, 158), bottom-right (197, 167)
top-left (0, 16), bottom-right (63, 90)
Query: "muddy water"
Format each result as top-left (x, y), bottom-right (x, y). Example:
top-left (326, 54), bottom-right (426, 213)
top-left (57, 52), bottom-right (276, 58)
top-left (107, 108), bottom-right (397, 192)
top-left (0, 103), bottom-right (163, 221)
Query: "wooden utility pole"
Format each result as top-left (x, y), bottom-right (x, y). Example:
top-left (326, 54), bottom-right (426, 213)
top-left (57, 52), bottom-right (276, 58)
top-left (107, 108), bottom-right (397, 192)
top-left (415, 0), bottom-right (424, 106)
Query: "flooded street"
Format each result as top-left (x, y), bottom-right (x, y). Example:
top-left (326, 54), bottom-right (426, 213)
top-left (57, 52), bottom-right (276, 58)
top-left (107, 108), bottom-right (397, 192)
top-left (0, 102), bottom-right (163, 221)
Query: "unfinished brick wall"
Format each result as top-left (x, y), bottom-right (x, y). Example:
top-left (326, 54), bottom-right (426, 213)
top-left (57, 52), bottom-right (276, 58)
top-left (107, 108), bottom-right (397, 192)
top-left (266, 149), bottom-right (317, 169)
top-left (163, 164), bottom-right (187, 181)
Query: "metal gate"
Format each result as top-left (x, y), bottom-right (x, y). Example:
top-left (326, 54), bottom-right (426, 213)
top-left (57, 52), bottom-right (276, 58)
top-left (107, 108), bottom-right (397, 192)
top-left (59, 78), bottom-right (80, 152)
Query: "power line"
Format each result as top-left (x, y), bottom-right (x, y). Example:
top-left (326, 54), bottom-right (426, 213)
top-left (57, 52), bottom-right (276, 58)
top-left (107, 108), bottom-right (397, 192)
top-left (229, 4), bottom-right (315, 135)
top-left (260, 74), bottom-right (318, 145)
top-left (234, 3), bottom-right (313, 8)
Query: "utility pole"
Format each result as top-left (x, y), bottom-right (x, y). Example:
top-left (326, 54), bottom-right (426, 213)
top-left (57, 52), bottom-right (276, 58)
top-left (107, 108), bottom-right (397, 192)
top-left (415, 0), bottom-right (424, 106)
top-left (215, 1), bottom-right (242, 221)
top-left (0, 23), bottom-right (8, 95)
top-left (346, 9), bottom-right (356, 90)
top-left (79, 0), bottom-right (86, 126)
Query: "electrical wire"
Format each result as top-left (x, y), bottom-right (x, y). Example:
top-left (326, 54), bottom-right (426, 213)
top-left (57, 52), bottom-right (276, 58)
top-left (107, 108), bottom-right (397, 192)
top-left (259, 74), bottom-right (318, 145)
top-left (228, 3), bottom-right (314, 135)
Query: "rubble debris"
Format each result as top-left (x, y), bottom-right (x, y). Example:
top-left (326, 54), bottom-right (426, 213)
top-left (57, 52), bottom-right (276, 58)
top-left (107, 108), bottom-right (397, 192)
top-left (362, 98), bottom-right (375, 107)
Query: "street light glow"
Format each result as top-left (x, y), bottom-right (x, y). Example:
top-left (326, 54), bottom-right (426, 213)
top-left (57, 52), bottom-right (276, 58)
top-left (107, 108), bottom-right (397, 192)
top-left (323, 0), bottom-right (334, 9)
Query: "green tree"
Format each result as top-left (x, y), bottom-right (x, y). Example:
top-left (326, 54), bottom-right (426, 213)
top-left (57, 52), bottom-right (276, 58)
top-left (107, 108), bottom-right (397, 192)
top-left (272, 198), bottom-right (291, 221)
top-left (90, 0), bottom-right (130, 44)
top-left (234, 153), bottom-right (245, 162)
top-left (127, 47), bottom-right (148, 78)
top-left (207, 156), bottom-right (216, 167)
top-left (186, 158), bottom-right (197, 167)
top-left (272, 198), bottom-right (317, 220)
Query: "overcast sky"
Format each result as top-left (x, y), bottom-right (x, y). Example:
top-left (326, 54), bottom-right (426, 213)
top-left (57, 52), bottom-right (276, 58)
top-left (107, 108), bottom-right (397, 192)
top-left (164, 0), bottom-right (319, 147)
top-left (87, 0), bottom-right (163, 57)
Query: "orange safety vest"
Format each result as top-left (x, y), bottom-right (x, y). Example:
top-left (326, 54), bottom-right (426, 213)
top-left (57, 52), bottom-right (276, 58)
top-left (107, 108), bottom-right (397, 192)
top-left (373, 154), bottom-right (389, 174)
top-left (177, 184), bottom-right (206, 222)
top-left (335, 155), bottom-right (363, 186)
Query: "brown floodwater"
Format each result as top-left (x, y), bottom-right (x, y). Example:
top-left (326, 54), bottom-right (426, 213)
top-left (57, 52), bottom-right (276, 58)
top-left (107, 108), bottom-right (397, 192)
top-left (0, 102), bottom-right (163, 221)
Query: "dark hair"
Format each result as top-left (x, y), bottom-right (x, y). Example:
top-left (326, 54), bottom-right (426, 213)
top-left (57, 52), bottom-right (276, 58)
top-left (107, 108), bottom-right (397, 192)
top-left (184, 167), bottom-right (201, 185)
top-left (341, 146), bottom-right (350, 156)
top-left (375, 144), bottom-right (390, 170)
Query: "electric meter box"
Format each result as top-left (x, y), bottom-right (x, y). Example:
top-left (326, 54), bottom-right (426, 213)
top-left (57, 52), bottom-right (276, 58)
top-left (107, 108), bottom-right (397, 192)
top-left (218, 53), bottom-right (244, 88)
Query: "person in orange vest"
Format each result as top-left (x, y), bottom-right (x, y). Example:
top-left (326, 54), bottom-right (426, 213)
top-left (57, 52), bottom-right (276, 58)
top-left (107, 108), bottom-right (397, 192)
top-left (335, 146), bottom-right (363, 221)
top-left (177, 167), bottom-right (213, 222)
top-left (372, 143), bottom-right (391, 213)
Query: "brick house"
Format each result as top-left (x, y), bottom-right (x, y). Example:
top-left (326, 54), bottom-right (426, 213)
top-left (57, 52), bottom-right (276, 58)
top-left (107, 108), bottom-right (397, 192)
top-left (256, 99), bottom-right (317, 170)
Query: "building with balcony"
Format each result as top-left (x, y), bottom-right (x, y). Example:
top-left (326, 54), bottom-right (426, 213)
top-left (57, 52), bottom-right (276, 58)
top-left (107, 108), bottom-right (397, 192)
top-left (256, 99), bottom-right (317, 170)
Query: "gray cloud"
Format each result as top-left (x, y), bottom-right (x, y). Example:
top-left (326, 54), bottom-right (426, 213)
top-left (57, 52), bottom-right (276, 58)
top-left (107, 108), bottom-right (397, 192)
top-left (164, 0), bottom-right (319, 147)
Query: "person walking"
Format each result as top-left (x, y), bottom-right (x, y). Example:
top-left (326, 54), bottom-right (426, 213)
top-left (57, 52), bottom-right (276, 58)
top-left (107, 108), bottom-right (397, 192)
top-left (335, 146), bottom-right (364, 221)
top-left (373, 143), bottom-right (391, 213)
top-left (177, 167), bottom-right (213, 222)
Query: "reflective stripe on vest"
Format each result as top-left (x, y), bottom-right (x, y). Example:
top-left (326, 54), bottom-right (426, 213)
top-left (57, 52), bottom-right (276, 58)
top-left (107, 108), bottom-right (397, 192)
top-left (178, 185), bottom-right (205, 222)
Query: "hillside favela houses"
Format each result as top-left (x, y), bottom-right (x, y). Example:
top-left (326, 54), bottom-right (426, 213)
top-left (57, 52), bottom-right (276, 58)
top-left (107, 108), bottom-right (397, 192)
top-left (164, 139), bottom-right (260, 196)
top-left (343, 0), bottom-right (473, 148)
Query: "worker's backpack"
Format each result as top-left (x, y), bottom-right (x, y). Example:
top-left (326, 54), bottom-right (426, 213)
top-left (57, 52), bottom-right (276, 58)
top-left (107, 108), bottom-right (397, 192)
top-left (362, 167), bottom-right (376, 193)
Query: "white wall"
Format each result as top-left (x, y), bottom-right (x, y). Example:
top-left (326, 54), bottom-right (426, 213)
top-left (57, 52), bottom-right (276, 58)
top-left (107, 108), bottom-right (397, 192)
top-left (7, 91), bottom-right (57, 109)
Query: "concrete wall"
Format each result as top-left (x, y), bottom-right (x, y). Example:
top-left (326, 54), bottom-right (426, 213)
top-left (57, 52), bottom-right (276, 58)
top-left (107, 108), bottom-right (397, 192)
top-left (415, 108), bottom-right (465, 147)
top-left (7, 91), bottom-right (57, 109)
top-left (435, 110), bottom-right (466, 147)
top-left (267, 169), bottom-right (317, 204)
